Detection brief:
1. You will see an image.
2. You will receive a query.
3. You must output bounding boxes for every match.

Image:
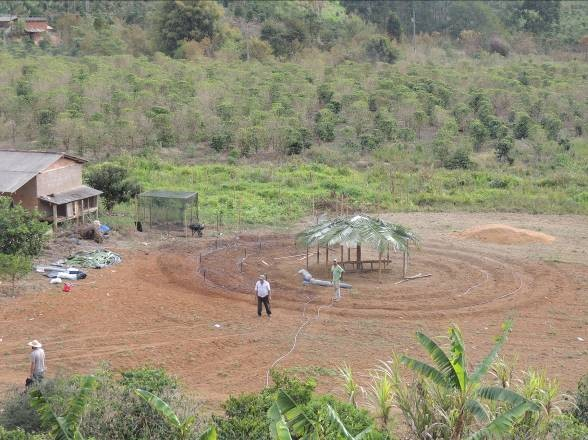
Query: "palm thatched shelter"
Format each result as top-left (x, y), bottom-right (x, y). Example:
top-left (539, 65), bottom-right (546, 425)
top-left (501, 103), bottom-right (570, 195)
top-left (296, 214), bottom-right (418, 277)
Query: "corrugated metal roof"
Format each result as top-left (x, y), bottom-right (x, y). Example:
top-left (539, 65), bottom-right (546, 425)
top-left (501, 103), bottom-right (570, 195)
top-left (0, 171), bottom-right (37, 193)
top-left (25, 24), bottom-right (47, 32)
top-left (39, 186), bottom-right (102, 205)
top-left (139, 190), bottom-right (197, 200)
top-left (0, 16), bottom-right (17, 22)
top-left (0, 150), bottom-right (87, 193)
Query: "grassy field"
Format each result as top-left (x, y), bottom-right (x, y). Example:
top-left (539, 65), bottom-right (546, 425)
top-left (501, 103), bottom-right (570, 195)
top-left (100, 156), bottom-right (588, 229)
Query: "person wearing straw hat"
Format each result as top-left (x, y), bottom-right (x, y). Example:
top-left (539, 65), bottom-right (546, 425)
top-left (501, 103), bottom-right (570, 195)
top-left (27, 340), bottom-right (46, 384)
top-left (254, 274), bottom-right (271, 318)
top-left (331, 259), bottom-right (344, 301)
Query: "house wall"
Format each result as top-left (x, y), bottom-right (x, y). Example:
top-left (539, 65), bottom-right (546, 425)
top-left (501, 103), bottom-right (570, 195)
top-left (36, 161), bottom-right (82, 196)
top-left (12, 177), bottom-right (38, 210)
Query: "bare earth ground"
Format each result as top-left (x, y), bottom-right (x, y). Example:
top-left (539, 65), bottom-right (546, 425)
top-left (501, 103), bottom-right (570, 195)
top-left (0, 212), bottom-right (586, 409)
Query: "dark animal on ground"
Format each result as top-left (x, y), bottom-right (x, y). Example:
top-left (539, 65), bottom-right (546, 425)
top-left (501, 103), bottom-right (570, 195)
top-left (189, 223), bottom-right (205, 237)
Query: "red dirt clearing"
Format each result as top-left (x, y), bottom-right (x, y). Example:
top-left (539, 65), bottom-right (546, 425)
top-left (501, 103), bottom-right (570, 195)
top-left (0, 213), bottom-right (586, 407)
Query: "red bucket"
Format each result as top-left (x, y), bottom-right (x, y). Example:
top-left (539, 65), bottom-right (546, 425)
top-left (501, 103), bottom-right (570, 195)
top-left (63, 283), bottom-right (72, 293)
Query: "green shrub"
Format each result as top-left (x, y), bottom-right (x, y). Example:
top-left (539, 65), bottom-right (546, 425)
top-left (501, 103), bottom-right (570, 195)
top-left (0, 253), bottom-right (31, 294)
top-left (0, 426), bottom-right (47, 440)
top-left (0, 197), bottom-right (49, 257)
top-left (548, 414), bottom-right (588, 439)
top-left (119, 367), bottom-right (178, 395)
top-left (444, 149), bottom-right (473, 170)
top-left (214, 370), bottom-right (388, 440)
top-left (315, 109), bottom-right (337, 142)
top-left (317, 84), bottom-right (334, 105)
top-left (364, 35), bottom-right (399, 64)
top-left (541, 114), bottom-right (562, 141)
top-left (514, 113), bottom-right (532, 139)
top-left (576, 374), bottom-right (588, 424)
top-left (495, 136), bottom-right (515, 164)
top-left (0, 367), bottom-right (201, 440)
top-left (84, 163), bottom-right (141, 212)
top-left (210, 131), bottom-right (233, 152)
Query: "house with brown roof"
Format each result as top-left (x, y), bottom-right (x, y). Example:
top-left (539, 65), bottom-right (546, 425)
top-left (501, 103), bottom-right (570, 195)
top-left (0, 16), bottom-right (54, 45)
top-left (0, 150), bottom-right (101, 229)
top-left (24, 17), bottom-right (53, 44)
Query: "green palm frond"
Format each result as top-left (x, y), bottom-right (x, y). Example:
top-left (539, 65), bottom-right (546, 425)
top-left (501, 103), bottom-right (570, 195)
top-left (274, 390), bottom-right (314, 437)
top-left (296, 215), bottom-right (417, 253)
top-left (400, 355), bottom-right (449, 388)
top-left (326, 405), bottom-right (375, 440)
top-left (29, 390), bottom-right (63, 436)
top-left (448, 326), bottom-right (467, 390)
top-left (197, 426), bottom-right (218, 440)
top-left (30, 375), bottom-right (97, 440)
top-left (466, 401), bottom-right (537, 440)
top-left (465, 399), bottom-right (489, 422)
top-left (64, 375), bottom-right (97, 432)
top-left (272, 419), bottom-right (293, 440)
top-left (478, 386), bottom-right (535, 408)
top-left (135, 389), bottom-right (182, 429)
top-left (415, 332), bottom-right (461, 390)
top-left (470, 320), bottom-right (513, 385)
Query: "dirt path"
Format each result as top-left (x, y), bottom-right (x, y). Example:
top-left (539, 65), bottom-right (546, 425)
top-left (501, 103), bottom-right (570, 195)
top-left (0, 213), bottom-right (586, 407)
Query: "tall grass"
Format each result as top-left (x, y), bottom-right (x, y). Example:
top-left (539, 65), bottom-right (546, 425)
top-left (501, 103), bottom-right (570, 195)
top-left (99, 156), bottom-right (588, 228)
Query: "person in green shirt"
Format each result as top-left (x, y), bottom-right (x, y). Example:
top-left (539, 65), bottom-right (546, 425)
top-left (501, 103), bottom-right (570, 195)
top-left (331, 259), bottom-right (344, 301)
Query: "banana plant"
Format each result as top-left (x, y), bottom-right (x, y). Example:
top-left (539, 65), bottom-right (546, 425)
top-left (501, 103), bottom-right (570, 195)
top-left (29, 375), bottom-right (97, 440)
top-left (400, 321), bottom-right (539, 440)
top-left (268, 390), bottom-right (375, 440)
top-left (134, 389), bottom-right (217, 440)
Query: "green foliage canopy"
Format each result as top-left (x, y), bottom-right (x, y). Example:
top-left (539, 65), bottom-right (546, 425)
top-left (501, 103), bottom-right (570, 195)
top-left (0, 197), bottom-right (49, 257)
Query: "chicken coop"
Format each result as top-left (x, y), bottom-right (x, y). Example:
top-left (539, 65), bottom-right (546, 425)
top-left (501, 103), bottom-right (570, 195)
top-left (136, 190), bottom-right (198, 236)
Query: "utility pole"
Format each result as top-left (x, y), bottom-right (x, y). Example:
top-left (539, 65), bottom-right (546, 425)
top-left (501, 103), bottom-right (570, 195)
top-left (412, 1), bottom-right (416, 53)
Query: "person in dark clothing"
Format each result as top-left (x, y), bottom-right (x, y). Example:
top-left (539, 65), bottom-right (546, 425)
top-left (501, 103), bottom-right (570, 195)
top-left (254, 274), bottom-right (271, 317)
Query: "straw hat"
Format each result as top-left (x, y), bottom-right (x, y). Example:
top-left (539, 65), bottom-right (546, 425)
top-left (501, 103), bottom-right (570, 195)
top-left (27, 340), bottom-right (42, 348)
top-left (258, 274), bottom-right (266, 280)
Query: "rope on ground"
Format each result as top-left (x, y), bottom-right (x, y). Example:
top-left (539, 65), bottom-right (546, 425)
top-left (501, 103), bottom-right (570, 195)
top-left (265, 292), bottom-right (335, 387)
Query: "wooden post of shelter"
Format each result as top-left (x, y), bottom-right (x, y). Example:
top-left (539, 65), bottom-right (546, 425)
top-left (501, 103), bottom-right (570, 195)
top-left (403, 243), bottom-right (409, 278)
top-left (52, 204), bottom-right (58, 232)
top-left (340, 245), bottom-right (344, 263)
top-left (378, 251), bottom-right (382, 283)
top-left (357, 244), bottom-right (362, 272)
top-left (316, 243), bottom-right (320, 264)
top-left (326, 245), bottom-right (329, 266)
top-left (306, 247), bottom-right (309, 269)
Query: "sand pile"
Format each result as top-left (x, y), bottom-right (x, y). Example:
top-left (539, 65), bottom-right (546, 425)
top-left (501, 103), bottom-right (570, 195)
top-left (456, 224), bottom-right (555, 245)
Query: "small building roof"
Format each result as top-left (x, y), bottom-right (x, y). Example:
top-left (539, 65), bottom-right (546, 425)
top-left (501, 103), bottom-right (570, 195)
top-left (297, 214), bottom-right (418, 253)
top-left (0, 150), bottom-right (87, 193)
top-left (0, 15), bottom-right (17, 22)
top-left (39, 186), bottom-right (102, 205)
top-left (139, 190), bottom-right (197, 200)
top-left (25, 23), bottom-right (47, 32)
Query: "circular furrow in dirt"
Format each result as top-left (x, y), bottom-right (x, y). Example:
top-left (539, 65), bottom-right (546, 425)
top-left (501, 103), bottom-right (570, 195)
top-left (191, 236), bottom-right (570, 319)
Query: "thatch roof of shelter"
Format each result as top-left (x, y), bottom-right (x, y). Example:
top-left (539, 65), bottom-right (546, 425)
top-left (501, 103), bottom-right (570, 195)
top-left (297, 214), bottom-right (418, 254)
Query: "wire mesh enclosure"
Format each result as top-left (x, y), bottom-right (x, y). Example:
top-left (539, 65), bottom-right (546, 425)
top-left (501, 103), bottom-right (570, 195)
top-left (137, 190), bottom-right (198, 234)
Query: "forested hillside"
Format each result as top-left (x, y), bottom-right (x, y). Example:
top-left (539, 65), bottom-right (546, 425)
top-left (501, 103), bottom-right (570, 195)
top-left (0, 1), bottom-right (587, 218)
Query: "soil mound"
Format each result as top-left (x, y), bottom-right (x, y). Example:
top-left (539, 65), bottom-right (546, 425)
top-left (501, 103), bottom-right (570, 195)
top-left (456, 224), bottom-right (555, 245)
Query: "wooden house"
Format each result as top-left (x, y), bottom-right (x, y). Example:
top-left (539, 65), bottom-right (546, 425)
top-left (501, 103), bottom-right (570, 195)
top-left (0, 150), bottom-right (101, 229)
top-left (24, 17), bottom-right (53, 44)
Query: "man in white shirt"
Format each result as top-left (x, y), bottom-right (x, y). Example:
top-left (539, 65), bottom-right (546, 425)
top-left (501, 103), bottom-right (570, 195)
top-left (254, 274), bottom-right (271, 318)
top-left (28, 340), bottom-right (46, 384)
